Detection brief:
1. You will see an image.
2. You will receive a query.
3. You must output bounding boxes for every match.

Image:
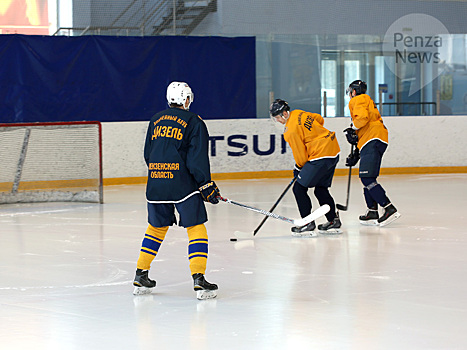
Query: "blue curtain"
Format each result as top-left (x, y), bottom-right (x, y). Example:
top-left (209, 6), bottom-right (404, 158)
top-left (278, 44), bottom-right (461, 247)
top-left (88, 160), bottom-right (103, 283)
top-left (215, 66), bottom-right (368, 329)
top-left (0, 35), bottom-right (256, 123)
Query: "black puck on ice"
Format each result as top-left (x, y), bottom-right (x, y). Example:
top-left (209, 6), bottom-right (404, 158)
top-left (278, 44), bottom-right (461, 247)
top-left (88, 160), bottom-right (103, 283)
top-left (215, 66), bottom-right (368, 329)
top-left (230, 238), bottom-right (238, 242)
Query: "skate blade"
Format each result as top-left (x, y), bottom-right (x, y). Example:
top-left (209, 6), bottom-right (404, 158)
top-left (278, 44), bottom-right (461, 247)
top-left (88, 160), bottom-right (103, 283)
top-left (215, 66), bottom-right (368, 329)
top-left (133, 286), bottom-right (154, 296)
top-left (196, 290), bottom-right (217, 300)
top-left (318, 228), bottom-right (343, 235)
top-left (291, 231), bottom-right (318, 237)
top-left (359, 219), bottom-right (379, 226)
top-left (379, 212), bottom-right (401, 227)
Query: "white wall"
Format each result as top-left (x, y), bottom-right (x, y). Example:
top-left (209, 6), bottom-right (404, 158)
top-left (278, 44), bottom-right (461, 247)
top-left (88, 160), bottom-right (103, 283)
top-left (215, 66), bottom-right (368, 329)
top-left (102, 115), bottom-right (467, 180)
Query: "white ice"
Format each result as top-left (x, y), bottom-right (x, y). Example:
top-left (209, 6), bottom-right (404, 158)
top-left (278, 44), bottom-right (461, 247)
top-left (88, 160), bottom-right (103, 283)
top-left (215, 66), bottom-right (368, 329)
top-left (1, 174), bottom-right (466, 349)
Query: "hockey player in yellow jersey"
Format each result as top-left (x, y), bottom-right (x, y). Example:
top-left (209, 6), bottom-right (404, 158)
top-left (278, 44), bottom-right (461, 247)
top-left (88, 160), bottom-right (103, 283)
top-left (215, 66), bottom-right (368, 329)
top-left (270, 99), bottom-right (342, 235)
top-left (345, 80), bottom-right (400, 226)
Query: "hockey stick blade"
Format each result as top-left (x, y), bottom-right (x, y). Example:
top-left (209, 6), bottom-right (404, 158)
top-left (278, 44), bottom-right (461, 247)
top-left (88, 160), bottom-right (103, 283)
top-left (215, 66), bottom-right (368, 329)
top-left (336, 204), bottom-right (347, 211)
top-left (293, 204), bottom-right (330, 226)
top-left (219, 196), bottom-right (330, 229)
top-left (235, 205), bottom-right (329, 238)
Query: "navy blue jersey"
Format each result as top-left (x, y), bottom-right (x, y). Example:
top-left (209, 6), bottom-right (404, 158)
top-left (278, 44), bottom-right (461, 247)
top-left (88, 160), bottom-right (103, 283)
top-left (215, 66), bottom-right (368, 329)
top-left (144, 107), bottom-right (212, 203)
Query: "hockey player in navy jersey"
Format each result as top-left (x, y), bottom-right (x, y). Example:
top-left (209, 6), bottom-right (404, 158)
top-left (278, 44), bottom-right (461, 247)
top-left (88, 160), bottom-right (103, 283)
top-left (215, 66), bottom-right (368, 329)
top-left (133, 81), bottom-right (220, 300)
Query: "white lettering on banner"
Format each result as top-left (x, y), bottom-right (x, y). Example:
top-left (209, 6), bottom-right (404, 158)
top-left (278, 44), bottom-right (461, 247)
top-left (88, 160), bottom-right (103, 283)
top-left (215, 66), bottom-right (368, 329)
top-left (208, 134), bottom-right (288, 157)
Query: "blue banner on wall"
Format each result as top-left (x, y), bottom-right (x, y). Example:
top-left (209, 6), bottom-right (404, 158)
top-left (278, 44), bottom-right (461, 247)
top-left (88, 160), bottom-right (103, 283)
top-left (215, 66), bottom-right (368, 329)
top-left (0, 35), bottom-right (256, 123)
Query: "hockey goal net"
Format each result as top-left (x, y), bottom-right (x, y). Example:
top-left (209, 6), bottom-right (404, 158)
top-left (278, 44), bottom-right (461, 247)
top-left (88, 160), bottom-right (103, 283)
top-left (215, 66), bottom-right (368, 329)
top-left (0, 121), bottom-right (103, 204)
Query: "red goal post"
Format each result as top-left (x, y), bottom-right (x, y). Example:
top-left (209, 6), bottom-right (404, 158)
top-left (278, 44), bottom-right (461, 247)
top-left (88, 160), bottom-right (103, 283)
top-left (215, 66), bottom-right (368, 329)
top-left (0, 121), bottom-right (103, 204)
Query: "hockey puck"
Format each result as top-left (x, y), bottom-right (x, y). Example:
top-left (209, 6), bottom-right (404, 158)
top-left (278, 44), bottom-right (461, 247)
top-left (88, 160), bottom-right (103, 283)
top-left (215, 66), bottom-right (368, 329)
top-left (230, 238), bottom-right (238, 242)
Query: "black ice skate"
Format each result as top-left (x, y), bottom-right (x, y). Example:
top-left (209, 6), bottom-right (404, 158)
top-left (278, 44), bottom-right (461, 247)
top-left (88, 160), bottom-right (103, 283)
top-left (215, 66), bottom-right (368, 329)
top-left (359, 209), bottom-right (379, 226)
top-left (193, 273), bottom-right (218, 300)
top-left (291, 220), bottom-right (317, 237)
top-left (318, 212), bottom-right (342, 234)
top-left (378, 203), bottom-right (401, 227)
top-left (133, 269), bottom-right (156, 295)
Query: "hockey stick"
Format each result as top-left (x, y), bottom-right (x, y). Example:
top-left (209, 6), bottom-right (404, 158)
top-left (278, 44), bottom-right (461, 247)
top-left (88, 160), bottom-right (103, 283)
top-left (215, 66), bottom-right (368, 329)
top-left (336, 144), bottom-right (354, 211)
top-left (218, 196), bottom-right (330, 231)
top-left (252, 174), bottom-right (298, 236)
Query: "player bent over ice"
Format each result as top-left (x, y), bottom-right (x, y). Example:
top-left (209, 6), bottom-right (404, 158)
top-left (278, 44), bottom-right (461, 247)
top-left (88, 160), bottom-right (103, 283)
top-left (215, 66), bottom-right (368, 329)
top-left (133, 82), bottom-right (219, 300)
top-left (269, 99), bottom-right (342, 236)
top-left (345, 80), bottom-right (401, 226)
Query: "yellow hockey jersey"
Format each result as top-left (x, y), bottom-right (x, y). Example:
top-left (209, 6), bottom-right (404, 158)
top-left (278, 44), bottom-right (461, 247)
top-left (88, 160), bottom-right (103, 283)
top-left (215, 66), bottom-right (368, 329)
top-left (283, 109), bottom-right (340, 168)
top-left (348, 94), bottom-right (388, 150)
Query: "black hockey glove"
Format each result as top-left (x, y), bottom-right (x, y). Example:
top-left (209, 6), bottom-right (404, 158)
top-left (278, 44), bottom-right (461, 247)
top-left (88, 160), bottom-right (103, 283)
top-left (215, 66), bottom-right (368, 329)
top-left (344, 127), bottom-right (358, 146)
top-left (199, 181), bottom-right (220, 204)
top-left (345, 148), bottom-right (360, 167)
top-left (293, 164), bottom-right (302, 178)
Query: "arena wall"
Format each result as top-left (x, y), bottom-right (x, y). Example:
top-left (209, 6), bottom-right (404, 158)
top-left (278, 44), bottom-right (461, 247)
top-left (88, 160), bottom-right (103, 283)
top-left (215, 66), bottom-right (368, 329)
top-left (102, 115), bottom-right (467, 185)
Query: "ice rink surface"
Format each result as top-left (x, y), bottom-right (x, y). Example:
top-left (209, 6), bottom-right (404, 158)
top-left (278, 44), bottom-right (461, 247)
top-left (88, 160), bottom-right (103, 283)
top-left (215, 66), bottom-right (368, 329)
top-left (1, 174), bottom-right (466, 350)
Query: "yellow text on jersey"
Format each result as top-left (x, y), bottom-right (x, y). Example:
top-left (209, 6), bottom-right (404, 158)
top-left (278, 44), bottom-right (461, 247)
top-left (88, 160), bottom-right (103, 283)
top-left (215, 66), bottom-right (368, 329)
top-left (152, 125), bottom-right (184, 140)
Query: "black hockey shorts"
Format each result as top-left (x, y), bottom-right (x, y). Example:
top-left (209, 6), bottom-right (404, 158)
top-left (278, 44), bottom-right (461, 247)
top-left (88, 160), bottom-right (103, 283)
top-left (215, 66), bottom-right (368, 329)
top-left (297, 156), bottom-right (339, 188)
top-left (147, 193), bottom-right (208, 228)
top-left (359, 139), bottom-right (388, 178)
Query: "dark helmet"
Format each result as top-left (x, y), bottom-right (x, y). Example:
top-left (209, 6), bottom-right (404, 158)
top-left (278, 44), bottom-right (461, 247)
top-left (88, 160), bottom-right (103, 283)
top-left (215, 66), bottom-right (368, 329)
top-left (346, 80), bottom-right (367, 96)
top-left (269, 99), bottom-right (290, 117)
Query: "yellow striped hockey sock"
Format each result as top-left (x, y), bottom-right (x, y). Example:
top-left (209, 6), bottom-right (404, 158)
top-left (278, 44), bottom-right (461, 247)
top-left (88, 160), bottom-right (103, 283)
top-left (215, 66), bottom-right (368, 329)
top-left (136, 225), bottom-right (168, 270)
top-left (187, 224), bottom-right (208, 275)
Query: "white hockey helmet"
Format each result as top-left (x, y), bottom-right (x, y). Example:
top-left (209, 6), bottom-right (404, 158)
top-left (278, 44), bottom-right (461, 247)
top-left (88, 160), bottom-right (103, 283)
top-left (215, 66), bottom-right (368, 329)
top-left (166, 81), bottom-right (194, 109)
